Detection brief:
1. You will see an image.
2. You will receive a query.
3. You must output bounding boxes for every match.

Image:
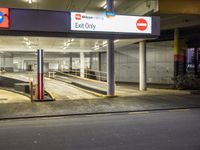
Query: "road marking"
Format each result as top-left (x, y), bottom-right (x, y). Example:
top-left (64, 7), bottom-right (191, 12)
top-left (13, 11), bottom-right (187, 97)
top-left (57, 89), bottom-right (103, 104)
top-left (168, 109), bottom-right (190, 112)
top-left (128, 111), bottom-right (149, 115)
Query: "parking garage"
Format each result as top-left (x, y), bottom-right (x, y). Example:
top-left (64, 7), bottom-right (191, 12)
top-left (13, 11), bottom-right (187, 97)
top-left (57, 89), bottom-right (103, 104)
top-left (0, 6), bottom-right (161, 101)
top-left (0, 0), bottom-right (200, 102)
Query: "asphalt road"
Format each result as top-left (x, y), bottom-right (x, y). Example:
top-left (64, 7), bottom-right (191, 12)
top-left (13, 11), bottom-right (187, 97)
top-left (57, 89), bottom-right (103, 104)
top-left (0, 109), bottom-right (200, 150)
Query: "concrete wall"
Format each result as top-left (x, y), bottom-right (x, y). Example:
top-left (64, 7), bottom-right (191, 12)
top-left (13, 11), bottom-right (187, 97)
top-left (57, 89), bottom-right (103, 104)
top-left (13, 54), bottom-right (91, 72)
top-left (0, 54), bottom-right (14, 72)
top-left (91, 41), bottom-right (174, 84)
top-left (146, 41), bottom-right (174, 84)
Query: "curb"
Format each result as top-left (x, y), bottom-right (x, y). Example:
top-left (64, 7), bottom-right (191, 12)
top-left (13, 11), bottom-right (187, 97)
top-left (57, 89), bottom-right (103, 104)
top-left (190, 90), bottom-right (200, 94)
top-left (1, 106), bottom-right (200, 121)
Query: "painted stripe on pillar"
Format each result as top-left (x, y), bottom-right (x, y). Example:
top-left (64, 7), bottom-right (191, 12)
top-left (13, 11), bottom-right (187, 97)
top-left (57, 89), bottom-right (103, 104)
top-left (174, 54), bottom-right (186, 62)
top-left (174, 29), bottom-right (179, 55)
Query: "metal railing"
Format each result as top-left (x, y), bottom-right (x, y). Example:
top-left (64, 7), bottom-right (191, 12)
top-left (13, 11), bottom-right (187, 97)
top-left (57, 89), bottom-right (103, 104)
top-left (57, 65), bottom-right (107, 81)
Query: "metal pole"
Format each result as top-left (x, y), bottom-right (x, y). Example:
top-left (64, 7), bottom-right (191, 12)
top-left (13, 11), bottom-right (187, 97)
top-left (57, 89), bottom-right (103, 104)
top-left (139, 41), bottom-right (147, 91)
top-left (107, 39), bottom-right (115, 96)
top-left (37, 49), bottom-right (44, 100)
top-left (106, 0), bottom-right (114, 12)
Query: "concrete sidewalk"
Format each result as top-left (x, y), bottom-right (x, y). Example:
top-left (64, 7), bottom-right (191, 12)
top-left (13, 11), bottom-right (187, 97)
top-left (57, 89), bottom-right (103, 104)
top-left (0, 92), bottom-right (200, 120)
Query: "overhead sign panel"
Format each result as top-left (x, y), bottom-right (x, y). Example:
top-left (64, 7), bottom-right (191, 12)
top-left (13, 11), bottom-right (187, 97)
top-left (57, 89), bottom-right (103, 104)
top-left (71, 12), bottom-right (152, 34)
top-left (0, 8), bottom-right (9, 29)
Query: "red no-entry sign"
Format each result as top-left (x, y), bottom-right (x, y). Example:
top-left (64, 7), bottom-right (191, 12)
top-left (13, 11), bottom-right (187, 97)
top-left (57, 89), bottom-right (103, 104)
top-left (0, 8), bottom-right (9, 28)
top-left (136, 18), bottom-right (148, 31)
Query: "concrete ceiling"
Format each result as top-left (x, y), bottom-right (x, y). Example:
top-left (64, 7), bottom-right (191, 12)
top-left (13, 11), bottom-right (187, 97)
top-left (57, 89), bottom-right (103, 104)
top-left (0, 36), bottom-right (143, 54)
top-left (0, 0), bottom-right (158, 15)
top-left (0, 0), bottom-right (200, 54)
top-left (0, 0), bottom-right (154, 54)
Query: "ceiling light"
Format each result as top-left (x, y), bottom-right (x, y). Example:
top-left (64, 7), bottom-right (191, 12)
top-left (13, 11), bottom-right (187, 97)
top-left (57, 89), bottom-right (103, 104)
top-left (103, 41), bottom-right (107, 45)
top-left (114, 39), bottom-right (119, 43)
top-left (23, 37), bottom-right (28, 41)
top-left (103, 4), bottom-right (107, 9)
top-left (101, 1), bottom-right (107, 9)
top-left (28, 0), bottom-right (32, 4)
top-left (26, 41), bottom-right (31, 46)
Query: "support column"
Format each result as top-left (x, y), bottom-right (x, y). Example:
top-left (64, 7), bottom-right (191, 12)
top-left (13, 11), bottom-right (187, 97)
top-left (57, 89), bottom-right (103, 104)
top-left (3, 55), bottom-right (5, 71)
top-left (69, 53), bottom-right (72, 72)
top-left (89, 53), bottom-right (92, 69)
top-left (80, 52), bottom-right (85, 78)
top-left (183, 50), bottom-right (187, 75)
top-left (107, 39), bottom-right (115, 96)
top-left (37, 49), bottom-right (44, 100)
top-left (174, 28), bottom-right (180, 77)
top-left (98, 52), bottom-right (102, 80)
top-left (139, 41), bottom-right (147, 91)
top-left (106, 0), bottom-right (114, 12)
top-left (194, 47), bottom-right (198, 75)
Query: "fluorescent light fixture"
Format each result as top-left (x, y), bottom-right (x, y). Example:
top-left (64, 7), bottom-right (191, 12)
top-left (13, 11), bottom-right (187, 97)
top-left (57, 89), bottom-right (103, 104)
top-left (23, 37), bottom-right (28, 41)
top-left (26, 41), bottom-right (30, 46)
top-left (28, 0), bottom-right (32, 4)
top-left (101, 1), bottom-right (107, 8)
top-left (102, 44), bottom-right (107, 47)
top-left (103, 41), bottom-right (107, 45)
top-left (114, 39), bottom-right (119, 43)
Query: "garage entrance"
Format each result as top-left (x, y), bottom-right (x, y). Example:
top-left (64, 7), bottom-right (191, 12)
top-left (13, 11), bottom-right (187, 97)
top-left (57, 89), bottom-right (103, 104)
top-left (0, 8), bottom-right (160, 101)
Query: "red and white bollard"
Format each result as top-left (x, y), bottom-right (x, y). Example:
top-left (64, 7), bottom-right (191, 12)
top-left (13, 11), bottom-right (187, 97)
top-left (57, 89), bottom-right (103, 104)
top-left (37, 49), bottom-right (44, 100)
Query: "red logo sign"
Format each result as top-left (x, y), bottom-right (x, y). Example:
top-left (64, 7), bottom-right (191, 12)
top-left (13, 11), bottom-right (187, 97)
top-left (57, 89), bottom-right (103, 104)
top-left (136, 18), bottom-right (148, 31)
top-left (75, 14), bottom-right (81, 20)
top-left (0, 8), bottom-right (9, 29)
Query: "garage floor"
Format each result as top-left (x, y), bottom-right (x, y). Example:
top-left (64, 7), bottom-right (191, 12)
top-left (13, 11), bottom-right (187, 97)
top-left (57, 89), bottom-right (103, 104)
top-left (0, 89), bottom-right (30, 103)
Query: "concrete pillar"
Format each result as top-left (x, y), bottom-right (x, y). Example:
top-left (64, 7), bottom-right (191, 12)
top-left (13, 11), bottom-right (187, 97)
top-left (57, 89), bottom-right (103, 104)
top-left (106, 0), bottom-right (114, 12)
top-left (107, 39), bottom-right (115, 96)
top-left (89, 53), bottom-right (92, 69)
top-left (194, 47), bottom-right (198, 75)
top-left (98, 52), bottom-right (102, 80)
top-left (2, 55), bottom-right (5, 70)
top-left (21, 60), bottom-right (24, 72)
top-left (139, 41), bottom-right (147, 91)
top-left (80, 52), bottom-right (85, 78)
top-left (69, 53), bottom-right (72, 72)
top-left (174, 28), bottom-right (179, 77)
